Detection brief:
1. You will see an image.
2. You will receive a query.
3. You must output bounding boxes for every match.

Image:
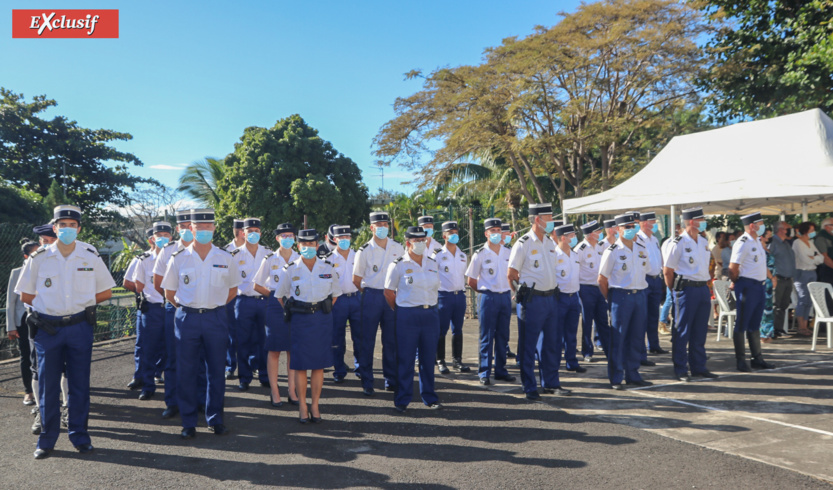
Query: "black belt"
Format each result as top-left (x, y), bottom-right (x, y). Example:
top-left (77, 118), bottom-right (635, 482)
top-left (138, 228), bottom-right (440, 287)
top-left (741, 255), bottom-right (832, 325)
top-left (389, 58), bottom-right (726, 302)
top-left (479, 289), bottom-right (509, 294)
top-left (342, 292), bottom-right (360, 297)
top-left (241, 295), bottom-right (268, 301)
top-left (400, 305), bottom-right (437, 309)
top-left (610, 288), bottom-right (641, 295)
top-left (530, 288), bottom-right (557, 296)
top-left (180, 305), bottom-right (223, 314)
top-left (556, 290), bottom-right (578, 298)
top-left (291, 300), bottom-right (328, 314)
top-left (679, 279), bottom-right (709, 288)
top-left (441, 290), bottom-right (465, 295)
top-left (647, 274), bottom-right (661, 280)
top-left (39, 311), bottom-right (86, 328)
top-left (739, 277), bottom-right (767, 285)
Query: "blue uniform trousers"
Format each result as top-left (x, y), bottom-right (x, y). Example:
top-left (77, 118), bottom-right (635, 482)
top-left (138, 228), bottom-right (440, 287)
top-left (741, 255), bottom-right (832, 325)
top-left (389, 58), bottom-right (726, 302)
top-left (438, 291), bottom-right (466, 337)
top-left (332, 292), bottom-right (362, 379)
top-left (735, 277), bottom-right (765, 333)
top-left (133, 307), bottom-right (143, 379)
top-left (557, 292), bottom-right (581, 370)
top-left (608, 288), bottom-right (647, 384)
top-left (671, 285), bottom-right (710, 376)
top-left (579, 284), bottom-right (609, 358)
top-left (357, 288), bottom-right (397, 391)
top-left (175, 307), bottom-right (228, 429)
top-left (225, 296), bottom-right (238, 376)
top-left (394, 306), bottom-right (440, 407)
top-left (164, 303), bottom-right (206, 409)
top-left (34, 317), bottom-right (93, 450)
top-left (138, 303), bottom-right (166, 392)
top-left (517, 294), bottom-right (560, 393)
top-left (641, 275), bottom-right (665, 360)
top-left (235, 295), bottom-right (268, 385)
top-left (477, 291), bottom-right (511, 379)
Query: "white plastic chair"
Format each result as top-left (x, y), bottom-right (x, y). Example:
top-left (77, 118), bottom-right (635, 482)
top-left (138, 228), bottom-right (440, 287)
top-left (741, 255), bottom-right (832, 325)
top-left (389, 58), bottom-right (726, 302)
top-left (783, 288), bottom-right (797, 333)
top-left (807, 282), bottom-right (833, 350)
top-left (713, 280), bottom-right (736, 341)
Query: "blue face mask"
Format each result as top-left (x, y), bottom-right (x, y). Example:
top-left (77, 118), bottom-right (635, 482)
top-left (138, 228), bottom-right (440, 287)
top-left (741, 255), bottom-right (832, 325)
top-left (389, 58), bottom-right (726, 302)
top-left (280, 237), bottom-right (295, 249)
top-left (504, 235), bottom-right (511, 245)
top-left (698, 221), bottom-right (708, 233)
top-left (195, 230), bottom-right (213, 244)
top-left (447, 233), bottom-right (459, 244)
top-left (623, 228), bottom-right (638, 240)
top-left (155, 237), bottom-right (170, 248)
top-left (57, 227), bottom-right (77, 245)
top-left (544, 220), bottom-right (555, 233)
top-left (299, 246), bottom-right (317, 259)
top-left (757, 223), bottom-right (766, 235)
top-left (425, 228), bottom-right (434, 238)
top-left (180, 229), bottom-right (194, 242)
top-left (809, 231), bottom-right (817, 239)
top-left (651, 223), bottom-right (658, 234)
top-left (614, 232), bottom-right (619, 240)
top-left (489, 233), bottom-right (501, 244)
top-left (338, 239), bottom-right (351, 250)
top-left (569, 236), bottom-right (578, 248)
top-left (375, 227), bottom-right (389, 239)
top-left (247, 232), bottom-right (260, 245)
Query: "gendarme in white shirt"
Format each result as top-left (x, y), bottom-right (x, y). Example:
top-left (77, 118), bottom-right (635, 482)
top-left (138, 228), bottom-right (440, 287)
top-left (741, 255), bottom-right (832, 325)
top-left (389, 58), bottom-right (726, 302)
top-left (508, 230), bottom-right (558, 291)
top-left (465, 243), bottom-right (510, 293)
top-left (729, 232), bottom-right (767, 281)
top-left (384, 254), bottom-right (440, 307)
top-left (353, 238), bottom-right (405, 290)
top-left (598, 238), bottom-right (650, 290)
top-left (430, 243), bottom-right (467, 292)
top-left (162, 244), bottom-right (241, 309)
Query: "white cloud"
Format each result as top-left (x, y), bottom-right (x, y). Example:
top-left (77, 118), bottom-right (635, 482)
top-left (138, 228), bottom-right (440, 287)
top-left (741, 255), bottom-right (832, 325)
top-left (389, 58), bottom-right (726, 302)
top-left (149, 164), bottom-right (185, 170)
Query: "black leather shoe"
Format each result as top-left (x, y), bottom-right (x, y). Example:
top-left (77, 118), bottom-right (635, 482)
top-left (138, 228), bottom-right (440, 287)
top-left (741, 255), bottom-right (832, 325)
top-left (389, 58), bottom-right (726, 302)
top-left (180, 427), bottom-right (196, 439)
top-left (394, 405), bottom-right (407, 413)
top-left (161, 406), bottom-right (179, 419)
top-left (494, 374), bottom-right (516, 382)
top-left (384, 385), bottom-right (395, 392)
top-left (611, 383), bottom-right (627, 390)
top-left (155, 376), bottom-right (165, 385)
top-left (209, 424), bottom-right (228, 435)
top-left (525, 391), bottom-right (541, 401)
top-left (453, 360), bottom-right (471, 373)
top-left (237, 382), bottom-right (250, 391)
top-left (479, 377), bottom-right (490, 385)
top-left (437, 361), bottom-right (450, 374)
top-left (224, 371), bottom-right (234, 380)
top-left (640, 360), bottom-right (657, 367)
top-left (692, 370), bottom-right (719, 378)
top-left (674, 374), bottom-right (692, 382)
top-left (75, 443), bottom-right (94, 454)
top-left (33, 448), bottom-right (51, 460)
top-left (363, 387), bottom-right (375, 397)
top-left (542, 387), bottom-right (572, 396)
top-left (127, 378), bottom-right (143, 390)
top-left (751, 357), bottom-right (775, 370)
top-left (138, 391), bottom-right (154, 401)
top-left (626, 379), bottom-right (653, 387)
top-left (506, 350), bottom-right (516, 359)
top-left (649, 348), bottom-right (669, 355)
top-left (737, 360), bottom-right (752, 372)
top-left (333, 376), bottom-right (345, 384)
top-left (567, 366), bottom-right (587, 373)
top-left (259, 381), bottom-right (270, 388)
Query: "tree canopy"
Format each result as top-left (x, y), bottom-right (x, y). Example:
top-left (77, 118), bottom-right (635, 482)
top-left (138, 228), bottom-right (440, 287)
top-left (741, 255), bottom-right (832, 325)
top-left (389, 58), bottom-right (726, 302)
top-left (215, 115), bottom-right (370, 239)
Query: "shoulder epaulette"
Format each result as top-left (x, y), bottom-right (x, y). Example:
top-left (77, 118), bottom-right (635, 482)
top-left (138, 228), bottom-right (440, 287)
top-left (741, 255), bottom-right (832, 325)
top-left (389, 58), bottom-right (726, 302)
top-left (427, 255), bottom-right (437, 262)
top-left (282, 263), bottom-right (292, 270)
top-left (739, 236), bottom-right (748, 243)
top-left (608, 244), bottom-right (618, 251)
top-left (138, 251), bottom-right (151, 259)
top-left (230, 248), bottom-right (241, 256)
top-left (164, 241), bottom-right (176, 248)
top-left (264, 252), bottom-right (275, 259)
top-left (394, 256), bottom-right (404, 263)
top-left (579, 243), bottom-right (587, 251)
top-left (172, 249), bottom-right (185, 257)
top-left (433, 248), bottom-right (442, 254)
top-left (324, 260), bottom-right (332, 266)
top-left (218, 247), bottom-right (231, 254)
top-left (262, 245), bottom-right (272, 251)
top-left (30, 248), bottom-right (45, 258)
top-left (86, 247), bottom-right (99, 257)
top-left (673, 236), bottom-right (683, 243)
top-left (359, 242), bottom-right (370, 250)
top-left (635, 241), bottom-right (645, 248)
top-left (518, 235), bottom-right (529, 243)
top-left (323, 251), bottom-right (333, 259)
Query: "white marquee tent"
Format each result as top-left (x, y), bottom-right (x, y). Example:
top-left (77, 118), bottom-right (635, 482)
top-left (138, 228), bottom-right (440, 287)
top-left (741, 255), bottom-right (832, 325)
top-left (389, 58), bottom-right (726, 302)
top-left (563, 109), bottom-right (833, 220)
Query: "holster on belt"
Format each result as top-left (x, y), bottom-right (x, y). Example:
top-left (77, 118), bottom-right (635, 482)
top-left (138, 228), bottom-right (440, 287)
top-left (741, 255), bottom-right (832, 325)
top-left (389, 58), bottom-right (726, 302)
top-left (85, 306), bottom-right (97, 326)
top-left (672, 273), bottom-right (683, 292)
top-left (26, 310), bottom-right (54, 336)
top-left (321, 295), bottom-right (333, 314)
top-left (136, 293), bottom-right (149, 313)
top-left (513, 281), bottom-right (534, 306)
top-left (283, 297), bottom-right (294, 323)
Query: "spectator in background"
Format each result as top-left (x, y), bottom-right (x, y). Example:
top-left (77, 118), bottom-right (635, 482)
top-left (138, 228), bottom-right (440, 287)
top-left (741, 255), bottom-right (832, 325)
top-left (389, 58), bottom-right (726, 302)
top-left (760, 229), bottom-right (776, 342)
top-left (721, 231), bottom-right (737, 278)
top-left (658, 224), bottom-right (682, 335)
top-left (814, 218), bottom-right (833, 313)
top-left (711, 232), bottom-right (728, 276)
top-left (768, 221), bottom-right (795, 338)
top-left (794, 222), bottom-right (825, 337)
top-left (6, 240), bottom-right (40, 406)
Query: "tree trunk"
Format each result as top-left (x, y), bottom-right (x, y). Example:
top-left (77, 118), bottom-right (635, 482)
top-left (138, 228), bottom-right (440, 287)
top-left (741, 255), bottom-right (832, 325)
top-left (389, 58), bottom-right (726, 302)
top-left (516, 152), bottom-right (547, 203)
top-left (506, 151), bottom-right (536, 204)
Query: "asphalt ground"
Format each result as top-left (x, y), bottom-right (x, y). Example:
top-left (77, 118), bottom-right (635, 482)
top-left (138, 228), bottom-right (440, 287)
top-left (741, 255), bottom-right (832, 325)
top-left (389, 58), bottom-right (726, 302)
top-left (0, 317), bottom-right (831, 489)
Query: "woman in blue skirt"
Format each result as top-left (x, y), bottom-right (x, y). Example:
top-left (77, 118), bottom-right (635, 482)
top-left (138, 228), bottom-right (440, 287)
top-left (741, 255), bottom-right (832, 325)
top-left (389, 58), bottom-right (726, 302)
top-left (253, 223), bottom-right (300, 407)
top-left (276, 229), bottom-right (342, 423)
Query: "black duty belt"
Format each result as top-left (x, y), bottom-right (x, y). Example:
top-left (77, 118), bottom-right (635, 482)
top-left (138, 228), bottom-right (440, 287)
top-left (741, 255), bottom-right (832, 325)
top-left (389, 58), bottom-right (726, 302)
top-left (400, 305), bottom-right (437, 309)
top-left (180, 305), bottom-right (223, 314)
top-left (479, 290), bottom-right (509, 295)
top-left (441, 290), bottom-right (465, 295)
top-left (611, 288), bottom-right (641, 295)
top-left (647, 274), bottom-right (661, 280)
top-left (556, 291), bottom-right (578, 298)
top-left (679, 279), bottom-right (709, 288)
top-left (530, 288), bottom-right (557, 297)
top-left (342, 292), bottom-right (360, 297)
top-left (241, 295), bottom-right (268, 301)
top-left (290, 300), bottom-right (328, 314)
top-left (39, 311), bottom-right (86, 328)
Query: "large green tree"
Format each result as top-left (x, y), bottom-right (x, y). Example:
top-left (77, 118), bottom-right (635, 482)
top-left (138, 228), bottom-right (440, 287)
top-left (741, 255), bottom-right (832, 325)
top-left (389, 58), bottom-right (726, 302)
top-left (215, 115), bottom-right (370, 239)
top-left (0, 180), bottom-right (47, 223)
top-left (699, 0), bottom-right (833, 122)
top-left (0, 88), bottom-right (155, 235)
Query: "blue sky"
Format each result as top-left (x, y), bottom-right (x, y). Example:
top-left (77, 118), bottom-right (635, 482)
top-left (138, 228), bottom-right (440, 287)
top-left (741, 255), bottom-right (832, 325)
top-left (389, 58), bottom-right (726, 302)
top-left (2, 0), bottom-right (582, 196)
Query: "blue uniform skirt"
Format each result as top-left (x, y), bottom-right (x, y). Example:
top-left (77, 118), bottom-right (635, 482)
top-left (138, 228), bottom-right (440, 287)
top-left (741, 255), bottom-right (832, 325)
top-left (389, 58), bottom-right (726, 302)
top-left (290, 310), bottom-right (334, 370)
top-left (265, 295), bottom-right (291, 352)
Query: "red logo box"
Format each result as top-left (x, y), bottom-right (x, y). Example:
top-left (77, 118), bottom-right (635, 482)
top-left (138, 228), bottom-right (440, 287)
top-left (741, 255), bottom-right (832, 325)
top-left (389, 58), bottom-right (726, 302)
top-left (12, 9), bottom-right (118, 38)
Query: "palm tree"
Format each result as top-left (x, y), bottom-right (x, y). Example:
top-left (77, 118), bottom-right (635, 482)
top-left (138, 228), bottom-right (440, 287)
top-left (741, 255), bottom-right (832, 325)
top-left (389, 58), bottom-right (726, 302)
top-left (177, 157), bottom-right (225, 206)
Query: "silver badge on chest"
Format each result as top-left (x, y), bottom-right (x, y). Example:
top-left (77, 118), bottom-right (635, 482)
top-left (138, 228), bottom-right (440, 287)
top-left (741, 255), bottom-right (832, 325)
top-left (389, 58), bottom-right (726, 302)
top-left (273, 275), bottom-right (280, 283)
top-left (45, 278), bottom-right (52, 288)
top-left (184, 275), bottom-right (190, 285)
top-left (534, 260), bottom-right (539, 268)
top-left (241, 270), bottom-right (247, 278)
top-left (295, 285), bottom-right (301, 296)
top-left (373, 265), bottom-right (379, 272)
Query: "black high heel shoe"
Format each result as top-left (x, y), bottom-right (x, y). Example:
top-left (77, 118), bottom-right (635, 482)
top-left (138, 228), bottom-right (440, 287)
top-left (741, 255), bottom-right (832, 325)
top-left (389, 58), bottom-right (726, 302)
top-left (269, 394), bottom-right (284, 408)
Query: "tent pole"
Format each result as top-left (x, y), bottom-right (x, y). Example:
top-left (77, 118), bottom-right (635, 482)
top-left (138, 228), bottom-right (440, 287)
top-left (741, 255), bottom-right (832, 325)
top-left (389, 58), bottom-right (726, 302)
top-left (802, 201), bottom-right (808, 221)
top-left (670, 205), bottom-right (676, 237)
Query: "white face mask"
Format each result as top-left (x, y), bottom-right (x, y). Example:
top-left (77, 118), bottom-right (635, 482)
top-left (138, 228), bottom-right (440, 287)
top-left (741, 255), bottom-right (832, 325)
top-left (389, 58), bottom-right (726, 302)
top-left (411, 241), bottom-right (426, 255)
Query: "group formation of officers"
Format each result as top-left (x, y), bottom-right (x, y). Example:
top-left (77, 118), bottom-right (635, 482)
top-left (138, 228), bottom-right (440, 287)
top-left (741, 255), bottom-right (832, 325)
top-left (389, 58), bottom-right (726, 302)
top-left (12, 202), bottom-right (777, 459)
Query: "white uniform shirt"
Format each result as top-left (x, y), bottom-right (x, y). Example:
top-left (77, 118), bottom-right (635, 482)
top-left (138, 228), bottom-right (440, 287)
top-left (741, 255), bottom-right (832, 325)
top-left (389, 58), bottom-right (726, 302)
top-left (353, 238), bottom-right (405, 290)
top-left (465, 244), bottom-right (511, 293)
top-left (224, 240), bottom-right (243, 252)
top-left (253, 249), bottom-right (300, 293)
top-left (153, 240), bottom-right (189, 278)
top-left (384, 254), bottom-right (440, 307)
top-left (793, 239), bottom-right (824, 271)
top-left (508, 230), bottom-right (558, 291)
top-left (636, 231), bottom-right (663, 276)
top-left (134, 250), bottom-right (164, 303)
top-left (234, 244), bottom-right (271, 297)
top-left (574, 239), bottom-right (603, 285)
top-left (325, 249), bottom-right (359, 295)
top-left (599, 239), bottom-right (650, 290)
top-left (663, 232), bottom-right (711, 282)
top-left (125, 256), bottom-right (141, 287)
top-left (430, 244), bottom-right (467, 292)
top-left (276, 257), bottom-right (342, 303)
top-left (162, 245), bottom-right (241, 309)
top-left (729, 232), bottom-right (767, 281)
top-left (555, 246), bottom-right (581, 294)
top-left (15, 243), bottom-right (116, 316)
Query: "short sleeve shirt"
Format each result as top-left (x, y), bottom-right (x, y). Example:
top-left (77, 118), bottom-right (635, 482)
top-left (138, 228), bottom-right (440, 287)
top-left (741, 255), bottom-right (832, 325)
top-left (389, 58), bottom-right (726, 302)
top-left (161, 245), bottom-right (241, 308)
top-left (574, 239), bottom-right (603, 285)
top-left (134, 250), bottom-right (164, 303)
top-left (430, 244), bottom-right (467, 292)
top-left (234, 244), bottom-right (271, 297)
top-left (153, 240), bottom-right (188, 278)
top-left (554, 246), bottom-right (581, 293)
top-left (465, 244), bottom-right (510, 293)
top-left (253, 249), bottom-right (300, 293)
top-left (598, 239), bottom-right (649, 290)
top-left (508, 231), bottom-right (558, 291)
top-left (384, 255), bottom-right (440, 307)
top-left (663, 232), bottom-right (711, 281)
top-left (353, 238), bottom-right (406, 290)
top-left (275, 257), bottom-right (342, 303)
top-left (730, 232), bottom-right (767, 281)
top-left (636, 231), bottom-right (663, 276)
top-left (15, 243), bottom-right (116, 316)
top-left (324, 249), bottom-right (359, 295)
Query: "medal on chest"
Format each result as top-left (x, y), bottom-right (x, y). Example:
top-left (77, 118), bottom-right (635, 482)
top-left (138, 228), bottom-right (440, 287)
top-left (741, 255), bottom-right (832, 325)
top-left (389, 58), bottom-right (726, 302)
top-left (45, 278), bottom-right (52, 288)
top-left (689, 256), bottom-right (694, 264)
top-left (241, 270), bottom-right (247, 278)
top-left (295, 285), bottom-right (301, 296)
top-left (373, 265), bottom-right (379, 272)
top-left (533, 260), bottom-right (539, 268)
top-left (488, 268), bottom-right (494, 275)
top-left (183, 275), bottom-right (190, 285)
top-left (444, 266), bottom-right (449, 273)
top-left (273, 274), bottom-right (280, 283)
top-left (560, 270), bottom-right (566, 277)
top-left (407, 276), bottom-right (414, 285)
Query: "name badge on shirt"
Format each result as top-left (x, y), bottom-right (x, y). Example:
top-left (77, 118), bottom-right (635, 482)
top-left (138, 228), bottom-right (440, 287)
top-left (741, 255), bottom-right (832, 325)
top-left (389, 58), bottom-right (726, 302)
top-left (77, 267), bottom-right (93, 272)
top-left (214, 264), bottom-right (228, 268)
